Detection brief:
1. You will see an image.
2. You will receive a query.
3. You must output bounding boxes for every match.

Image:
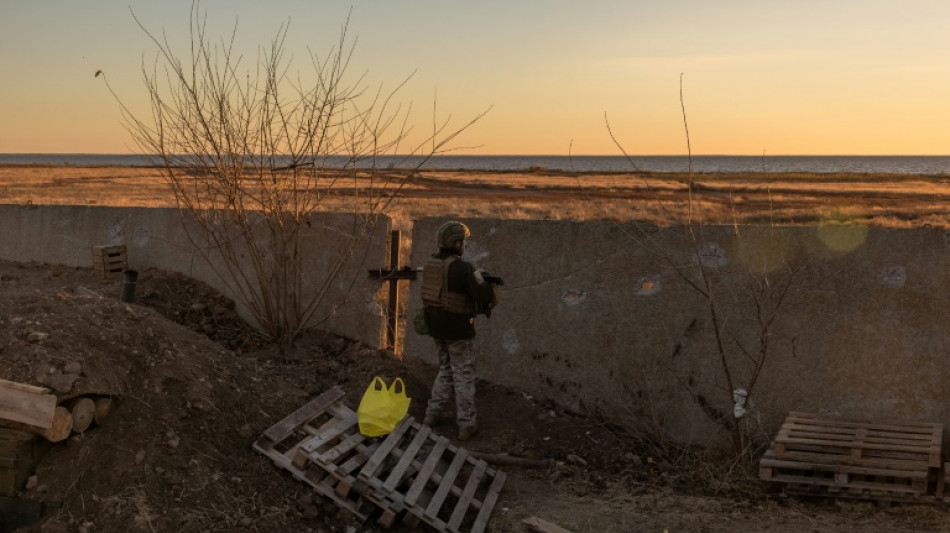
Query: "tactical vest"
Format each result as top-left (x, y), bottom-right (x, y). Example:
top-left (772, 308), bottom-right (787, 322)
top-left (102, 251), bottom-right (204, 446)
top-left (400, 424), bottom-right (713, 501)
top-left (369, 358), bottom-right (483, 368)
top-left (421, 255), bottom-right (476, 314)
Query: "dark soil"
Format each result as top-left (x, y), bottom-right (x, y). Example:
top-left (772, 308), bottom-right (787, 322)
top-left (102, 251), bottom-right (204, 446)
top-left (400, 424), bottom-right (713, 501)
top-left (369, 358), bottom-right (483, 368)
top-left (0, 260), bottom-right (947, 532)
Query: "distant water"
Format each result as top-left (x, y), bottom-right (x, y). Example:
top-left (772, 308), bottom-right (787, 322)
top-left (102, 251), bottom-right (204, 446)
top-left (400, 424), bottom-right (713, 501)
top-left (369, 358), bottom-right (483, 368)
top-left (2, 153), bottom-right (950, 174)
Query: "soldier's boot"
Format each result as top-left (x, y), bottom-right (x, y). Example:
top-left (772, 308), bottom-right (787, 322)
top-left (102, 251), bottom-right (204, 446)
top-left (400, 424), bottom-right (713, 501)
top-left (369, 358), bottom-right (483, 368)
top-left (457, 421), bottom-right (479, 441)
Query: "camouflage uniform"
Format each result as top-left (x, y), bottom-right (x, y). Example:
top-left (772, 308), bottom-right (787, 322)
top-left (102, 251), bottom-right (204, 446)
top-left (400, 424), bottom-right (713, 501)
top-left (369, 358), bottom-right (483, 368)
top-left (421, 221), bottom-right (497, 437)
top-left (426, 338), bottom-right (478, 426)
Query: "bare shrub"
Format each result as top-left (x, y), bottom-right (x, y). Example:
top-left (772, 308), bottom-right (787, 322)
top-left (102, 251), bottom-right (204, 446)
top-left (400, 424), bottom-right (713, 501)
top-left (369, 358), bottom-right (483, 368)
top-left (102, 6), bottom-right (486, 346)
top-left (591, 75), bottom-right (800, 460)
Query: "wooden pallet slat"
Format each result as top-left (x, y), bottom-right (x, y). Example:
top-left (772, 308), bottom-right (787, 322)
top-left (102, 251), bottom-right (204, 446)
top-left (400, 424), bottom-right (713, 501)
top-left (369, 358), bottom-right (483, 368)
top-left (340, 441), bottom-right (381, 477)
top-left (773, 473), bottom-right (922, 495)
top-left (383, 424), bottom-right (432, 493)
top-left (470, 470), bottom-right (507, 533)
top-left (361, 417), bottom-right (414, 479)
top-left (404, 436), bottom-right (450, 508)
top-left (322, 426), bottom-right (367, 463)
top-left (299, 412), bottom-right (358, 456)
top-left (425, 448), bottom-right (469, 519)
top-left (258, 386), bottom-right (345, 450)
top-left (767, 448), bottom-right (934, 470)
top-left (447, 460), bottom-right (488, 531)
top-left (786, 411), bottom-right (942, 430)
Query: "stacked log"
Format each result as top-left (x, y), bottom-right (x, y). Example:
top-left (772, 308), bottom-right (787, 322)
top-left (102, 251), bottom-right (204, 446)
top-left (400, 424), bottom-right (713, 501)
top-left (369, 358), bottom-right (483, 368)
top-left (62, 395), bottom-right (115, 435)
top-left (0, 379), bottom-right (71, 442)
top-left (0, 379), bottom-right (116, 441)
top-left (94, 397), bottom-right (113, 425)
top-left (62, 397), bottom-right (95, 434)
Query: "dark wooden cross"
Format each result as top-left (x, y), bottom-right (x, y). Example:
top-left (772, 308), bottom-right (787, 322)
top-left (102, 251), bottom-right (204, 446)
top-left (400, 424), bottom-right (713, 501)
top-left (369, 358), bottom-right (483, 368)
top-left (368, 230), bottom-right (421, 352)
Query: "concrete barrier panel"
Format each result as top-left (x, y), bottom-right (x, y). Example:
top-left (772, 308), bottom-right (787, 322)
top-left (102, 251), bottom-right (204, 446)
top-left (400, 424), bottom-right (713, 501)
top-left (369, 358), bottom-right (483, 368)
top-left (8, 203), bottom-right (950, 446)
top-left (0, 205), bottom-right (389, 347)
top-left (405, 219), bottom-right (950, 444)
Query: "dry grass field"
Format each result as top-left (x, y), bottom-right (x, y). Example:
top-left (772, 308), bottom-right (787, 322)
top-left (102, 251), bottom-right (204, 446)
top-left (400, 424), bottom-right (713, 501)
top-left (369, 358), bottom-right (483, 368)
top-left (4, 165), bottom-right (950, 228)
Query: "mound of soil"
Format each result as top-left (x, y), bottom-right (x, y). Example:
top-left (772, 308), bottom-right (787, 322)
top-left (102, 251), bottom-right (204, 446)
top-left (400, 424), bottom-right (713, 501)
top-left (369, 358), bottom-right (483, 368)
top-left (0, 260), bottom-right (946, 532)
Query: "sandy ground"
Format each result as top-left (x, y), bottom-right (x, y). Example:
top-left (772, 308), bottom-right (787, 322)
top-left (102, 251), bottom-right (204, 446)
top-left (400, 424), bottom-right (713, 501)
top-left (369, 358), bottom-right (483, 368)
top-left (2, 166), bottom-right (950, 532)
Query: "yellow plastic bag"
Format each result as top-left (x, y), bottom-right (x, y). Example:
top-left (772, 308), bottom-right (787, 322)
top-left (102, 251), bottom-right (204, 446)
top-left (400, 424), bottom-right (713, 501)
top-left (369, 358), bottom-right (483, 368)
top-left (357, 376), bottom-right (411, 437)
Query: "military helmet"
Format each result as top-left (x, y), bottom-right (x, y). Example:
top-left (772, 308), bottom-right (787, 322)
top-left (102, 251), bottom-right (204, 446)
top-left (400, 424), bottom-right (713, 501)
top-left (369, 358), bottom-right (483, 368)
top-left (436, 221), bottom-right (470, 248)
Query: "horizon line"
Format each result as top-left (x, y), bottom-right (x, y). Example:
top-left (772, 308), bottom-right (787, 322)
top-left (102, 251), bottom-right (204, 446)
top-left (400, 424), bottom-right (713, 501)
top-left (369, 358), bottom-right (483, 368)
top-left (4, 152), bottom-right (950, 158)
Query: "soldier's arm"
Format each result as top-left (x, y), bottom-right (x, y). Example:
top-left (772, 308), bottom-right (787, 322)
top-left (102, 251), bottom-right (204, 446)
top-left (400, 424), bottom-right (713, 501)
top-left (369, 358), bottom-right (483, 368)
top-left (454, 261), bottom-right (494, 307)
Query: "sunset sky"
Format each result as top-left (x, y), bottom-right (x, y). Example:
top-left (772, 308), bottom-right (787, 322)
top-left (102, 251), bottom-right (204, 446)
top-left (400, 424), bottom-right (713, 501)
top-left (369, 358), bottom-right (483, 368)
top-left (3, 1), bottom-right (950, 155)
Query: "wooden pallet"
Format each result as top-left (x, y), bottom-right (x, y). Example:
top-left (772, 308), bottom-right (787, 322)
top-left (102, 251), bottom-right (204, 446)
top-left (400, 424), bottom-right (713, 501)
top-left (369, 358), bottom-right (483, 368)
top-left (760, 411), bottom-right (943, 501)
top-left (252, 387), bottom-right (379, 522)
top-left (91, 245), bottom-right (127, 276)
top-left (254, 387), bottom-right (507, 530)
top-left (358, 416), bottom-right (507, 533)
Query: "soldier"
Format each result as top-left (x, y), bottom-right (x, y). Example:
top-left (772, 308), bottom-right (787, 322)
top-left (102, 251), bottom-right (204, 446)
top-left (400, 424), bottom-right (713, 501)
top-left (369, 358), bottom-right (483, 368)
top-left (420, 221), bottom-right (498, 440)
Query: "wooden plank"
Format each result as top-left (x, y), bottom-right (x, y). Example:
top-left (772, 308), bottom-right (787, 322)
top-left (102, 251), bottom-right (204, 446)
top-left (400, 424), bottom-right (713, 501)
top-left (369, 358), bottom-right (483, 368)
top-left (522, 516), bottom-right (576, 533)
top-left (781, 422), bottom-right (941, 438)
top-left (94, 252), bottom-right (127, 262)
top-left (339, 441), bottom-right (380, 476)
top-left (424, 448), bottom-right (469, 519)
top-left (785, 412), bottom-right (942, 431)
top-left (377, 507), bottom-right (399, 529)
top-left (776, 428), bottom-right (939, 448)
top-left (767, 473), bottom-right (921, 494)
top-left (383, 424), bottom-right (431, 493)
top-left (784, 484), bottom-right (939, 504)
top-left (764, 448), bottom-right (931, 470)
top-left (0, 380), bottom-right (50, 396)
top-left (404, 436), bottom-right (450, 507)
top-left (301, 411), bottom-right (358, 454)
top-left (775, 442), bottom-right (930, 461)
top-left (305, 416), bottom-right (348, 445)
top-left (322, 430), bottom-right (368, 464)
top-left (782, 421), bottom-right (940, 436)
top-left (471, 470), bottom-right (506, 533)
top-left (778, 426), bottom-right (938, 445)
top-left (0, 385), bottom-right (56, 429)
top-left (760, 456), bottom-right (929, 480)
top-left (260, 386), bottom-right (344, 448)
top-left (775, 436), bottom-right (937, 456)
top-left (851, 426), bottom-right (866, 460)
top-left (447, 460), bottom-right (488, 531)
top-left (775, 447), bottom-right (937, 468)
top-left (778, 437), bottom-right (938, 456)
top-left (360, 416), bottom-right (413, 479)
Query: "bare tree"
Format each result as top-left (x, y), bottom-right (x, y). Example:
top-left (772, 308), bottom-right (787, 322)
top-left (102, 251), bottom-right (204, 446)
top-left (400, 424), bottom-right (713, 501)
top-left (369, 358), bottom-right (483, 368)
top-left (591, 76), bottom-right (799, 460)
top-left (103, 5), bottom-right (486, 347)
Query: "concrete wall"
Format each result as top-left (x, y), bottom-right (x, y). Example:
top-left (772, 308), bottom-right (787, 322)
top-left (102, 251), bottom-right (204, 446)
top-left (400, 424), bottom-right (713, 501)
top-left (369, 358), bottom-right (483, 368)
top-left (404, 218), bottom-right (950, 445)
top-left (0, 204), bottom-right (390, 347)
top-left (6, 203), bottom-right (950, 445)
